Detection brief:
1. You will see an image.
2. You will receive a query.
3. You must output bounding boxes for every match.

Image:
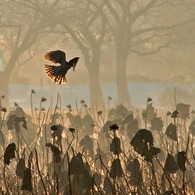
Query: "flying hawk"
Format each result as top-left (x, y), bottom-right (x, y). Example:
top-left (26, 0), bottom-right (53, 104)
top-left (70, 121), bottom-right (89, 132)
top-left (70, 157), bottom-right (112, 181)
top-left (44, 50), bottom-right (79, 84)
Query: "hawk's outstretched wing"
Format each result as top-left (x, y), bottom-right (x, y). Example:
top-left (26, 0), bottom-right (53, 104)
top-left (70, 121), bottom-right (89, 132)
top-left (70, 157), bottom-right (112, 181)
top-left (44, 64), bottom-right (67, 84)
top-left (44, 50), bottom-right (66, 64)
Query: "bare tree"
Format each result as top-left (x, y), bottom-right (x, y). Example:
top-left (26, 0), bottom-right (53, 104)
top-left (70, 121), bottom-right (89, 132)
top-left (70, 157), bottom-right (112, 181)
top-left (103, 0), bottom-right (195, 107)
top-left (0, 0), bottom-right (59, 106)
top-left (56, 0), bottom-right (107, 108)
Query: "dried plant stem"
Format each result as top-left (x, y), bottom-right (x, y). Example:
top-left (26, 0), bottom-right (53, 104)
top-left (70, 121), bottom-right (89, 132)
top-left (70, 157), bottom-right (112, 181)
top-left (34, 149), bottom-right (48, 195)
top-left (66, 152), bottom-right (72, 195)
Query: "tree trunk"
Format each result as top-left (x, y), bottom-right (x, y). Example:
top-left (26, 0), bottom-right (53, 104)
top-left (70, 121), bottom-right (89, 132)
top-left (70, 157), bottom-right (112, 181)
top-left (82, 44), bottom-right (105, 110)
top-left (89, 70), bottom-right (104, 110)
top-left (116, 51), bottom-right (131, 109)
top-left (0, 71), bottom-right (9, 108)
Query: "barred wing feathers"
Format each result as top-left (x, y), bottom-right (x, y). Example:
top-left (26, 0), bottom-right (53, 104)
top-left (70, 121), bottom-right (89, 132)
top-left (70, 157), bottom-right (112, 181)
top-left (44, 64), bottom-right (67, 84)
top-left (44, 50), bottom-right (66, 64)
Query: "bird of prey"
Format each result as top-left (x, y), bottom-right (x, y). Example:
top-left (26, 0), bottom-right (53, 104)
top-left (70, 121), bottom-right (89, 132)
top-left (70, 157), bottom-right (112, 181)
top-left (44, 50), bottom-right (79, 84)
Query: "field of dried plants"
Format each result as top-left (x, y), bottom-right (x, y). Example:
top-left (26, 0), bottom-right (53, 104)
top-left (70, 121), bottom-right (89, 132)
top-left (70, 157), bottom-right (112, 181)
top-left (0, 91), bottom-right (195, 195)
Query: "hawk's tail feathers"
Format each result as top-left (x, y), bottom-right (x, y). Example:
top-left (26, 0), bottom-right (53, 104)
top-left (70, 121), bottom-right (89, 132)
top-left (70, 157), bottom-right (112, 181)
top-left (44, 64), bottom-right (67, 84)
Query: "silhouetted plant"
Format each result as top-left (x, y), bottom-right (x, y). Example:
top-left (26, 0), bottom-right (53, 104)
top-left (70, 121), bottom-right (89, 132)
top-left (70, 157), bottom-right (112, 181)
top-left (21, 167), bottom-right (32, 192)
top-left (110, 158), bottom-right (123, 179)
top-left (46, 143), bottom-right (61, 162)
top-left (130, 129), bottom-right (153, 154)
top-left (68, 127), bottom-right (76, 133)
top-left (176, 103), bottom-right (190, 120)
top-left (80, 135), bottom-right (94, 157)
top-left (7, 115), bottom-right (27, 132)
top-left (164, 153), bottom-right (179, 173)
top-left (165, 123), bottom-right (177, 141)
top-left (177, 151), bottom-right (186, 172)
top-left (51, 124), bottom-right (63, 144)
top-left (16, 158), bottom-right (26, 179)
top-left (4, 143), bottom-right (16, 165)
top-left (126, 158), bottom-right (143, 186)
top-left (151, 117), bottom-right (163, 131)
top-left (171, 110), bottom-right (179, 119)
top-left (110, 137), bottom-right (122, 155)
top-left (130, 129), bottom-right (161, 162)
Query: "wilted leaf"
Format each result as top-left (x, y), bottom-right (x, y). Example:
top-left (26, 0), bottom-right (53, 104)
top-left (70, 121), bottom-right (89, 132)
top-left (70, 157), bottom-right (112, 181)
top-left (171, 110), bottom-right (179, 118)
top-left (130, 129), bottom-right (154, 152)
top-left (46, 143), bottom-right (61, 162)
top-left (108, 105), bottom-right (128, 121)
top-left (165, 123), bottom-right (177, 141)
top-left (164, 153), bottom-right (179, 173)
top-left (7, 115), bottom-right (27, 131)
top-left (101, 120), bottom-right (113, 133)
top-left (126, 118), bottom-right (139, 139)
top-left (50, 124), bottom-right (63, 131)
top-left (16, 106), bottom-right (25, 117)
top-left (110, 137), bottom-right (122, 155)
top-left (16, 158), bottom-right (25, 178)
top-left (120, 114), bottom-right (134, 125)
top-left (177, 151), bottom-right (186, 172)
top-left (126, 158), bottom-right (140, 173)
top-left (151, 117), bottom-right (163, 131)
top-left (143, 146), bottom-right (161, 162)
top-left (110, 158), bottom-right (123, 179)
top-left (7, 115), bottom-right (16, 130)
top-left (22, 167), bottom-right (32, 192)
top-left (130, 129), bottom-right (160, 162)
top-left (80, 135), bottom-right (93, 149)
top-left (127, 158), bottom-right (142, 186)
top-left (4, 143), bottom-right (16, 165)
top-left (79, 168), bottom-right (92, 190)
top-left (129, 170), bottom-right (143, 186)
top-left (70, 155), bottom-right (84, 175)
top-left (82, 114), bottom-right (94, 132)
top-left (176, 103), bottom-right (190, 120)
